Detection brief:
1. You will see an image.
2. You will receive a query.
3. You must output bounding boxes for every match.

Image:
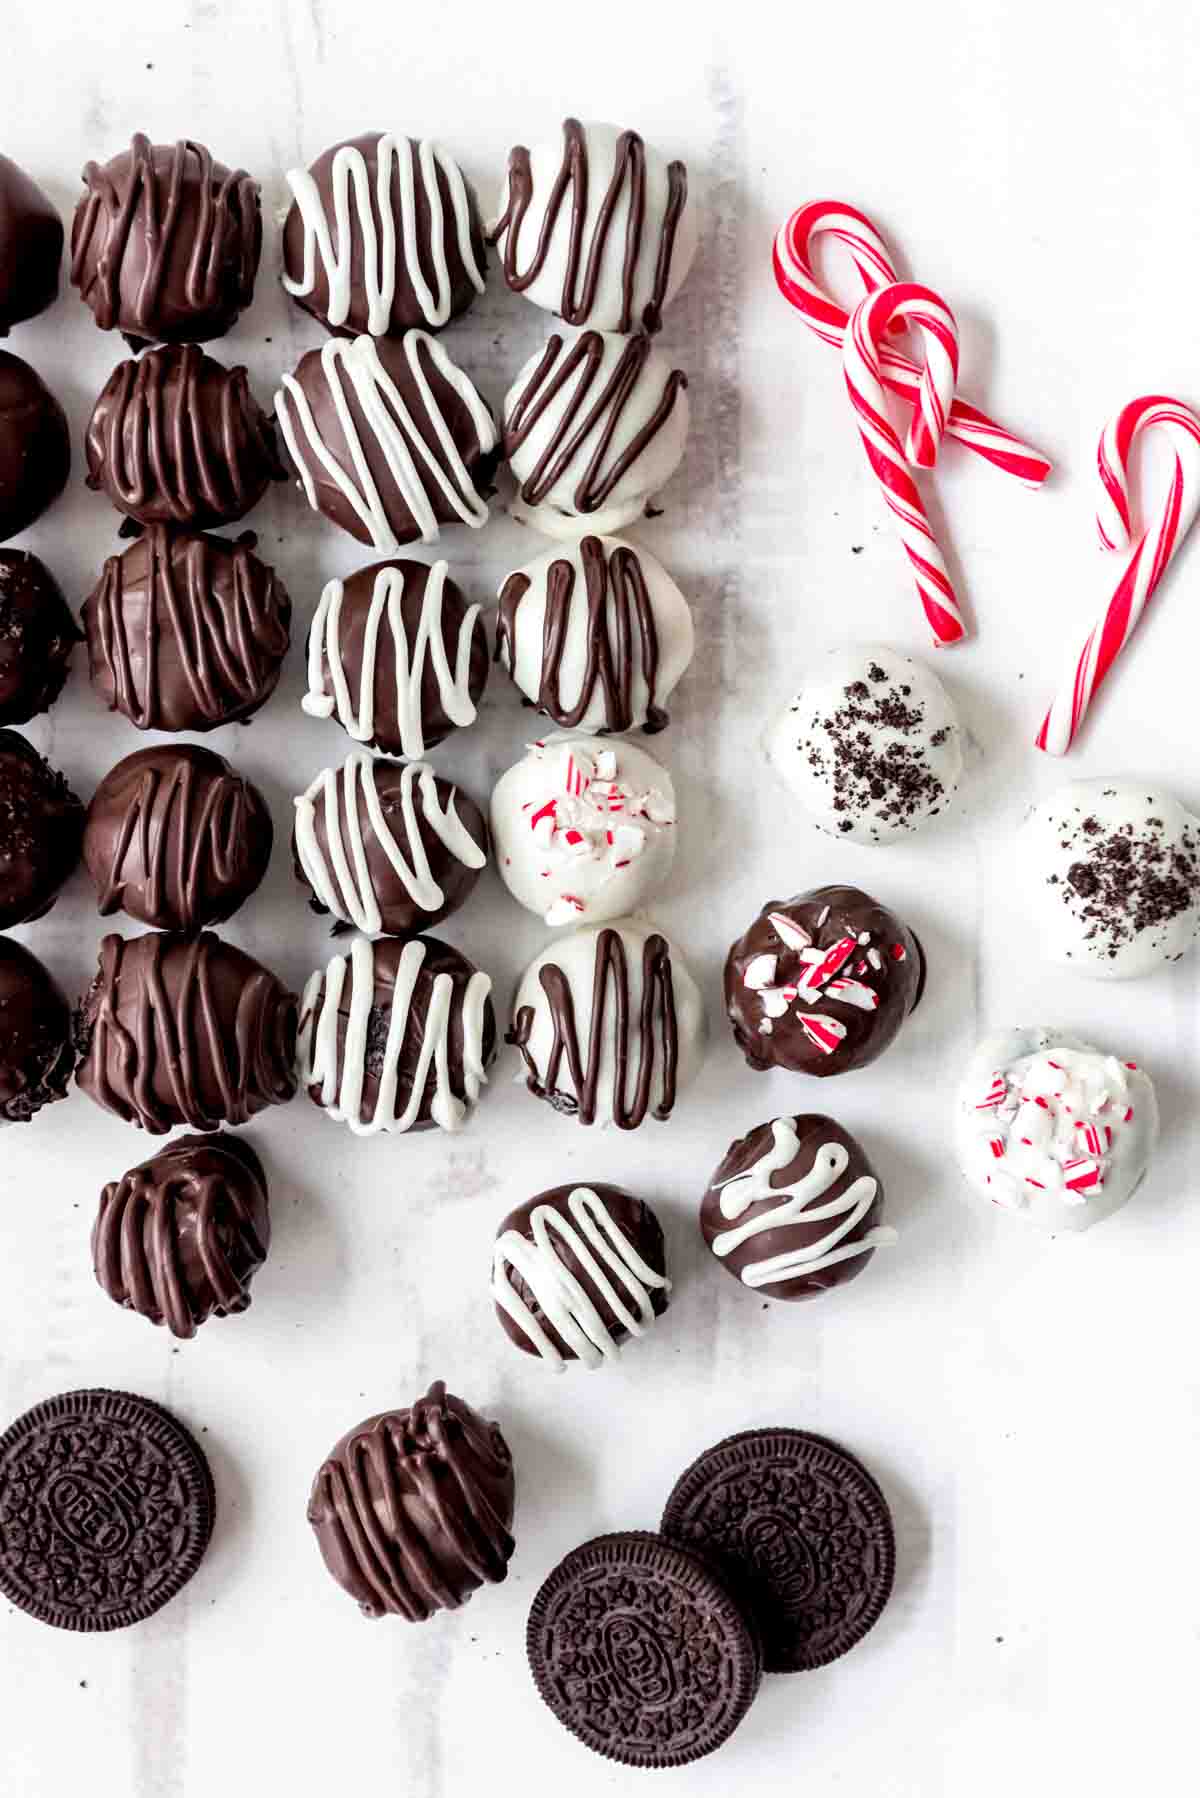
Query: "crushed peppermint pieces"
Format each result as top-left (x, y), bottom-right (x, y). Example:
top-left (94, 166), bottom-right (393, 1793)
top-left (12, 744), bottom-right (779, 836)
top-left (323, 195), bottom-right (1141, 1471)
top-left (521, 741), bottom-right (675, 926)
top-left (972, 1048), bottom-right (1136, 1207)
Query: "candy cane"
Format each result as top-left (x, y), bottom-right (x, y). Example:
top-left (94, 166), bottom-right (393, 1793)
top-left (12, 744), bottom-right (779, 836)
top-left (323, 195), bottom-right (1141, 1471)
top-left (774, 200), bottom-right (1051, 488)
top-left (843, 282), bottom-right (965, 646)
top-left (1035, 394), bottom-right (1200, 754)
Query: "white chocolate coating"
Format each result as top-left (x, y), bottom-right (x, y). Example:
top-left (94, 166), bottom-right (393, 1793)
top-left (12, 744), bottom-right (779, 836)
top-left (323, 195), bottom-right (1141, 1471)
top-left (1023, 779), bottom-right (1200, 978)
top-left (491, 735), bottom-right (676, 927)
top-left (954, 1027), bottom-right (1158, 1233)
top-left (767, 643), bottom-right (964, 844)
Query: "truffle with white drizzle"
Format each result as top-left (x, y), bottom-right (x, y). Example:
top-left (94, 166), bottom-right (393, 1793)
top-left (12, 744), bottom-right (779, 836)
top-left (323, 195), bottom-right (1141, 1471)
top-left (492, 1183), bottom-right (671, 1370)
top-left (274, 331), bottom-right (497, 552)
top-left (491, 735), bottom-right (675, 927)
top-left (298, 934), bottom-right (494, 1135)
top-left (283, 133), bottom-right (487, 338)
top-left (293, 752), bottom-right (487, 936)
top-left (954, 1027), bottom-right (1158, 1233)
top-left (303, 558), bottom-right (487, 760)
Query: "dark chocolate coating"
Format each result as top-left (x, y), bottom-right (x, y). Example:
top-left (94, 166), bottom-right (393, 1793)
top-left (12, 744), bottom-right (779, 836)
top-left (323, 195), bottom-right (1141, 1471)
top-left (700, 1115), bottom-right (887, 1301)
top-left (84, 744), bottom-right (273, 932)
top-left (493, 1183), bottom-right (669, 1361)
top-left (70, 134), bottom-right (261, 348)
top-left (75, 929), bottom-right (298, 1134)
top-left (0, 730), bottom-right (83, 926)
top-left (85, 344), bottom-right (284, 530)
top-left (0, 154), bottom-right (63, 333)
top-left (82, 524), bottom-right (291, 732)
top-left (0, 550), bottom-right (81, 725)
top-left (282, 133), bottom-right (487, 338)
top-left (0, 352), bottom-right (70, 540)
top-left (93, 1133), bottom-right (270, 1338)
top-left (0, 937), bottom-right (74, 1123)
top-left (307, 1380), bottom-right (516, 1621)
top-left (724, 885), bottom-right (925, 1077)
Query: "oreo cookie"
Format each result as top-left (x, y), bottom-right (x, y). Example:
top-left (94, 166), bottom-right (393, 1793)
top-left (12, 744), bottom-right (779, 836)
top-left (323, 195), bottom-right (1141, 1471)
top-left (527, 1530), bottom-right (761, 1767)
top-left (661, 1428), bottom-right (894, 1672)
top-left (0, 1388), bottom-right (215, 1632)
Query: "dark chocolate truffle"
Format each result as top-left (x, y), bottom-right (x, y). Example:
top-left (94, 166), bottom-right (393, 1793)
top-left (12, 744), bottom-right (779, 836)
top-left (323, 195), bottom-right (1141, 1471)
top-left (0, 351), bottom-right (70, 540)
top-left (307, 1380), bottom-right (515, 1621)
top-left (293, 753), bottom-right (486, 936)
top-left (85, 344), bottom-right (284, 531)
top-left (0, 154), bottom-right (63, 333)
top-left (0, 937), bottom-right (74, 1122)
top-left (0, 730), bottom-right (83, 926)
top-left (492, 1183), bottom-right (670, 1369)
top-left (93, 1133), bottom-right (270, 1338)
top-left (84, 743), bottom-right (273, 932)
top-left (298, 934), bottom-right (495, 1135)
top-left (282, 132), bottom-right (487, 338)
top-left (70, 134), bottom-right (261, 348)
top-left (274, 331), bottom-right (497, 552)
top-left (303, 557), bottom-right (487, 759)
top-left (75, 930), bottom-right (298, 1134)
top-left (700, 1115), bottom-right (896, 1301)
top-left (0, 550), bottom-right (81, 725)
top-left (724, 885), bottom-right (925, 1077)
top-left (82, 524), bottom-right (291, 732)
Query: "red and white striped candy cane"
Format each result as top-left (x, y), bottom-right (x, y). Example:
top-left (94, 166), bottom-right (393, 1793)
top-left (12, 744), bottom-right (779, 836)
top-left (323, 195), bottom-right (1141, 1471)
top-left (774, 199), bottom-right (1051, 488)
top-left (1035, 394), bottom-right (1200, 754)
top-left (843, 282), bottom-right (966, 647)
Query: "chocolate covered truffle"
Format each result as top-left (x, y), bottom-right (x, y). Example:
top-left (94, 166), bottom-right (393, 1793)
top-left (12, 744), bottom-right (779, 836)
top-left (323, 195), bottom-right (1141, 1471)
top-left (503, 328), bottom-right (688, 536)
top-left (93, 1134), bottom-right (270, 1337)
top-left (492, 1183), bottom-right (671, 1370)
top-left (496, 534), bottom-right (694, 733)
top-left (294, 752), bottom-right (486, 937)
top-left (491, 119), bottom-right (697, 335)
top-left (283, 133), bottom-right (487, 338)
top-left (85, 344), bottom-right (284, 531)
top-left (70, 134), bottom-right (261, 347)
top-left (0, 352), bottom-right (70, 540)
top-left (299, 934), bottom-right (495, 1135)
top-left (0, 550), bottom-right (81, 725)
top-left (767, 644), bottom-right (964, 843)
top-left (303, 557), bottom-right (487, 759)
top-left (0, 154), bottom-right (63, 333)
top-left (275, 332), bottom-right (497, 552)
top-left (76, 930), bottom-right (298, 1134)
top-left (1022, 779), bottom-right (1200, 978)
top-left (82, 525), bottom-right (291, 732)
top-left (0, 938), bottom-right (74, 1123)
top-left (307, 1381), bottom-right (515, 1622)
top-left (0, 730), bottom-right (83, 927)
top-left (725, 886), bottom-right (925, 1077)
top-left (510, 917), bottom-right (705, 1128)
top-left (84, 744), bottom-right (273, 932)
top-left (701, 1116), bottom-right (895, 1300)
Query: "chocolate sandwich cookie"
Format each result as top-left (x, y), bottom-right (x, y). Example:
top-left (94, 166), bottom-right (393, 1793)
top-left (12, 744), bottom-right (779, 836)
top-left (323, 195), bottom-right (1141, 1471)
top-left (0, 1388), bottom-right (215, 1632)
top-left (527, 1531), bottom-right (761, 1767)
top-left (661, 1428), bottom-right (895, 1672)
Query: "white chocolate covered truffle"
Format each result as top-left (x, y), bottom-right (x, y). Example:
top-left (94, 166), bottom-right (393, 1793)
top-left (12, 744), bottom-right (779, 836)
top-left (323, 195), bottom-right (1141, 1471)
top-left (491, 735), bottom-right (676, 927)
top-left (767, 644), bottom-right (963, 844)
top-left (1023, 780), bottom-right (1200, 979)
top-left (954, 1027), bottom-right (1158, 1233)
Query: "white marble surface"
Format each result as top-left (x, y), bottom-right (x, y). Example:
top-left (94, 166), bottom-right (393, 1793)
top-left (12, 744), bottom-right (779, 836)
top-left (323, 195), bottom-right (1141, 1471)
top-left (3, 2), bottom-right (1200, 1792)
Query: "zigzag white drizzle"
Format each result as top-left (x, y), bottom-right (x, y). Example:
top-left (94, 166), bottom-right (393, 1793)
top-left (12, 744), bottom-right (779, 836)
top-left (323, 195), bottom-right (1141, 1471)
top-left (283, 136), bottom-right (485, 333)
top-left (299, 935), bottom-right (491, 1136)
top-left (294, 753), bottom-right (486, 935)
top-left (303, 560), bottom-right (481, 759)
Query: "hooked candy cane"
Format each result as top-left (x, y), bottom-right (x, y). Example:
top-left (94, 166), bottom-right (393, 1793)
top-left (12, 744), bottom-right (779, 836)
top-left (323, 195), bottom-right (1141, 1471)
top-left (1035, 394), bottom-right (1200, 754)
top-left (774, 199), bottom-right (1051, 487)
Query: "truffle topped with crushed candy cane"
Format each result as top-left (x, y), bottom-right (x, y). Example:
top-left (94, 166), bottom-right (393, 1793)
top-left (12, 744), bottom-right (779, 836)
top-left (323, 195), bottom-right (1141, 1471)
top-left (724, 884), bottom-right (924, 1077)
top-left (954, 1026), bottom-right (1158, 1234)
top-left (490, 734), bottom-right (676, 927)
